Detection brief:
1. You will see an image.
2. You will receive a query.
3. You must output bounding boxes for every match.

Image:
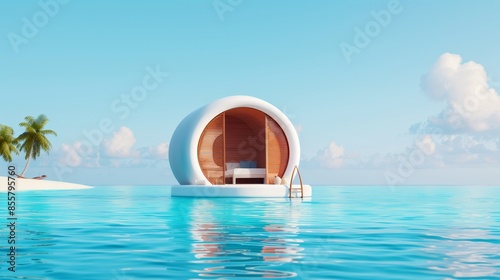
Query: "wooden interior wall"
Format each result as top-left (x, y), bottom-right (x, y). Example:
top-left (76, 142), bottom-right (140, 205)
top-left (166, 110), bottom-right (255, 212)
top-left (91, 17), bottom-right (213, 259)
top-left (224, 113), bottom-right (265, 167)
top-left (266, 116), bottom-right (289, 184)
top-left (226, 108), bottom-right (266, 169)
top-left (198, 114), bottom-right (224, 184)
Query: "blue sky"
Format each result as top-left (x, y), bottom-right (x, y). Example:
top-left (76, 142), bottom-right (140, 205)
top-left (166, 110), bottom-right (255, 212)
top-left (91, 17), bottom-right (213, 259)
top-left (1, 0), bottom-right (500, 185)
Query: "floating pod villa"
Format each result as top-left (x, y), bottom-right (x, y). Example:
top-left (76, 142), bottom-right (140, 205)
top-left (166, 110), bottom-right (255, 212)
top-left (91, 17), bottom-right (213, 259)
top-left (169, 96), bottom-right (312, 198)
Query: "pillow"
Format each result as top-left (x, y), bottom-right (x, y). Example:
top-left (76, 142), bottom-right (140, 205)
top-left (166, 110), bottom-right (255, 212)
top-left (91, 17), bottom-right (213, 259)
top-left (240, 161), bottom-right (257, 168)
top-left (225, 162), bottom-right (240, 171)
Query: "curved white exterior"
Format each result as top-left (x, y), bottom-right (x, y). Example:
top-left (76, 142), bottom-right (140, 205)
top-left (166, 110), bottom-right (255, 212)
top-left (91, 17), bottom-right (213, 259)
top-left (169, 95), bottom-right (300, 185)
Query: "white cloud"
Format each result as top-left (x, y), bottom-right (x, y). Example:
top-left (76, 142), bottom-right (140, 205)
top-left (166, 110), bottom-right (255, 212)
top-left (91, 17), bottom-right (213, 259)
top-left (57, 129), bottom-right (170, 170)
top-left (355, 135), bottom-right (438, 169)
top-left (419, 52), bottom-right (500, 133)
top-left (309, 134), bottom-right (498, 173)
top-left (315, 142), bottom-right (345, 168)
top-left (59, 142), bottom-right (83, 167)
top-left (149, 142), bottom-right (169, 160)
top-left (58, 141), bottom-right (100, 167)
top-left (103, 126), bottom-right (138, 158)
top-left (435, 135), bottom-right (499, 166)
top-left (418, 135), bottom-right (437, 155)
top-left (407, 53), bottom-right (500, 168)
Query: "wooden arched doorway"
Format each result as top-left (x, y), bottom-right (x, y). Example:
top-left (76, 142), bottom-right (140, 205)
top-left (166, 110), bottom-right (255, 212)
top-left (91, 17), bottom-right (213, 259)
top-left (197, 107), bottom-right (289, 185)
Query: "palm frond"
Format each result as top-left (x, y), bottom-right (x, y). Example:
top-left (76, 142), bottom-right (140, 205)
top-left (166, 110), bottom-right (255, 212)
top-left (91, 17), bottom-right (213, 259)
top-left (16, 114), bottom-right (57, 172)
top-left (0, 125), bottom-right (19, 162)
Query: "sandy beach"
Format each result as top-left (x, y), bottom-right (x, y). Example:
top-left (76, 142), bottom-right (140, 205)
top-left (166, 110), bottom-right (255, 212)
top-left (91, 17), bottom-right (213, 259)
top-left (0, 176), bottom-right (93, 192)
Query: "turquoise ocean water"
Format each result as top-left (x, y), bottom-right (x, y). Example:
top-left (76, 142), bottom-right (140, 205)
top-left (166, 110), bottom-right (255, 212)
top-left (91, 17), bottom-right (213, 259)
top-left (1, 185), bottom-right (499, 279)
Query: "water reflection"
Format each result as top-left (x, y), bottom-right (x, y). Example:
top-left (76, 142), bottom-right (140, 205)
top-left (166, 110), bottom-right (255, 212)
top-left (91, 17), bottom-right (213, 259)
top-left (261, 224), bottom-right (304, 263)
top-left (187, 199), bottom-right (306, 278)
top-left (426, 229), bottom-right (500, 277)
top-left (424, 189), bottom-right (500, 278)
top-left (426, 228), bottom-right (500, 277)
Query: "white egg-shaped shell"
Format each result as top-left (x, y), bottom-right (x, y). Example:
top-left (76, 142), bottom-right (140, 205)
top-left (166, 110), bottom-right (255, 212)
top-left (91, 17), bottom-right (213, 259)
top-left (169, 95), bottom-right (300, 185)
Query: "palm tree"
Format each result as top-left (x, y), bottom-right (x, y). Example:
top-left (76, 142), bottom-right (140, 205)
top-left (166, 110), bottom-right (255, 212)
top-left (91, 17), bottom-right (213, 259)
top-left (17, 115), bottom-right (57, 177)
top-left (0, 125), bottom-right (19, 162)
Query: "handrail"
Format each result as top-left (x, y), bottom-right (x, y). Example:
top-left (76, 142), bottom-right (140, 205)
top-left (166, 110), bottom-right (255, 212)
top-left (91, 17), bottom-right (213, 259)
top-left (289, 165), bottom-right (304, 198)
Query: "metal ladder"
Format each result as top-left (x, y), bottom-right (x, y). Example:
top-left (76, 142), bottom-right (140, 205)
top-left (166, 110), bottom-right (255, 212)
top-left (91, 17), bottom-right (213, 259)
top-left (289, 165), bottom-right (304, 198)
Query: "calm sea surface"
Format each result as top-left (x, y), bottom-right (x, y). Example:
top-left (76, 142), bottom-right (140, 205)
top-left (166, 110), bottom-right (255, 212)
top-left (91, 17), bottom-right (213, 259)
top-left (1, 185), bottom-right (499, 279)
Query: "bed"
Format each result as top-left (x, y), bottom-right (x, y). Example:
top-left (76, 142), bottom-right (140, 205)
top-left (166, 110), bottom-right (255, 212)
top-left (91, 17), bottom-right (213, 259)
top-left (225, 162), bottom-right (266, 184)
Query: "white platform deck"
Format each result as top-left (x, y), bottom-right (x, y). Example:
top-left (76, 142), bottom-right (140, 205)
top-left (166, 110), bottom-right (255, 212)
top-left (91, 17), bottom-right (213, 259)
top-left (171, 184), bottom-right (312, 198)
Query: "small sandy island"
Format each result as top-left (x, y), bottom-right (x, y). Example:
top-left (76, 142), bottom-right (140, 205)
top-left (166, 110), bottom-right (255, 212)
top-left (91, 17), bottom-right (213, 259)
top-left (0, 176), bottom-right (93, 192)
